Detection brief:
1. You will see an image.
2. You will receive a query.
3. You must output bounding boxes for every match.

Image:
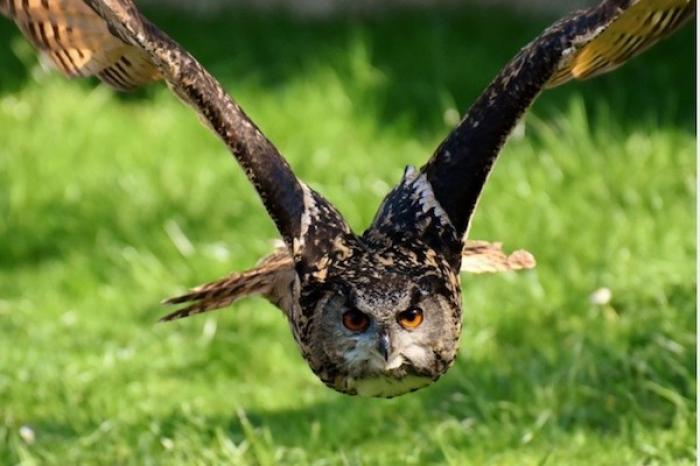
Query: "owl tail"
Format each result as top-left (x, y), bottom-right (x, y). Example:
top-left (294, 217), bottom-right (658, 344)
top-left (161, 240), bottom-right (536, 322)
top-left (160, 248), bottom-right (295, 322)
top-left (460, 240), bottom-right (535, 274)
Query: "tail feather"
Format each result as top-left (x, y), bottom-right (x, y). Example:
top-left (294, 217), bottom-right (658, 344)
top-left (461, 240), bottom-right (536, 274)
top-left (160, 248), bottom-right (294, 322)
top-left (161, 240), bottom-right (536, 321)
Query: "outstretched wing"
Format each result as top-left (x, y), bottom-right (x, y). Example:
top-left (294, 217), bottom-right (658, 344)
top-left (2, 0), bottom-right (354, 267)
top-left (1, 0), bottom-right (160, 90)
top-left (421, 0), bottom-right (694, 239)
top-left (548, 0), bottom-right (694, 87)
top-left (161, 240), bottom-right (535, 321)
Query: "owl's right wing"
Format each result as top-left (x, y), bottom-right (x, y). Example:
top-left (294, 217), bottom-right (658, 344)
top-left (1, 0), bottom-right (160, 90)
top-left (2, 0), bottom-right (354, 268)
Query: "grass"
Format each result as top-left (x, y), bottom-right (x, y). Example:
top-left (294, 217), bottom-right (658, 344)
top-left (0, 5), bottom-right (695, 465)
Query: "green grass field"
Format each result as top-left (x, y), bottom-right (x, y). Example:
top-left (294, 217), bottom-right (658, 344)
top-left (0, 5), bottom-right (695, 465)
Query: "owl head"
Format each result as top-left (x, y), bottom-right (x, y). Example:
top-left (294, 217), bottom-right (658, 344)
top-left (300, 250), bottom-right (462, 397)
top-left (291, 170), bottom-right (464, 397)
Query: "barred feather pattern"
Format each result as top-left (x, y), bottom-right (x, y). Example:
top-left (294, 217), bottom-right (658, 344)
top-left (547, 0), bottom-right (694, 87)
top-left (2, 0), bottom-right (160, 90)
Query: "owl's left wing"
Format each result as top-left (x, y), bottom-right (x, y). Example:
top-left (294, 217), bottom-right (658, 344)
top-left (547, 0), bottom-right (694, 87)
top-left (421, 0), bottom-right (695, 239)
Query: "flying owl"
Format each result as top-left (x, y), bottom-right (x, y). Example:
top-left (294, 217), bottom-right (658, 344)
top-left (2, 0), bottom-right (693, 397)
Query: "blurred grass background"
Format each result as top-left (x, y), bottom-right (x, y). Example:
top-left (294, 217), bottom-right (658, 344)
top-left (0, 3), bottom-right (696, 465)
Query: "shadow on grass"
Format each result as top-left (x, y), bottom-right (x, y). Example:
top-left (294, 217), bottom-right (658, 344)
top-left (5, 281), bottom-right (691, 463)
top-left (150, 283), bottom-right (692, 455)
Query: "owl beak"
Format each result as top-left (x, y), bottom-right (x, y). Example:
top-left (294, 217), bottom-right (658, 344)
top-left (377, 332), bottom-right (391, 362)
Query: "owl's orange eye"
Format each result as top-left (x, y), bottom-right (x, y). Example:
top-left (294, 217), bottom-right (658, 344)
top-left (342, 309), bottom-right (370, 333)
top-left (398, 307), bottom-right (423, 329)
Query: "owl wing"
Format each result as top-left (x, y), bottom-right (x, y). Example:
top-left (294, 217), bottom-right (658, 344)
top-left (3, 0), bottom-right (354, 268)
top-left (161, 240), bottom-right (535, 321)
top-left (547, 0), bottom-right (694, 87)
top-left (421, 0), bottom-right (694, 240)
top-left (1, 0), bottom-right (160, 90)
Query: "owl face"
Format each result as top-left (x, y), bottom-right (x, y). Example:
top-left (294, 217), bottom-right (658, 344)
top-left (295, 248), bottom-right (463, 398)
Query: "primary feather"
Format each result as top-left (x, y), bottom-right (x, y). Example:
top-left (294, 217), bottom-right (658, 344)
top-left (2, 0), bottom-right (159, 90)
top-left (547, 0), bottom-right (694, 87)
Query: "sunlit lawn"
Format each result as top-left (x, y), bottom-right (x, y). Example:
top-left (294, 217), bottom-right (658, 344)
top-left (0, 6), bottom-right (695, 465)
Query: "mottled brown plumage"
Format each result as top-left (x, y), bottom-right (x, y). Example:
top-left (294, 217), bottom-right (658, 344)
top-left (160, 240), bottom-right (536, 322)
top-left (2, 0), bottom-right (692, 397)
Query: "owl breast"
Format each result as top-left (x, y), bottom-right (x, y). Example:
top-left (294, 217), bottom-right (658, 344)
top-left (346, 374), bottom-right (434, 398)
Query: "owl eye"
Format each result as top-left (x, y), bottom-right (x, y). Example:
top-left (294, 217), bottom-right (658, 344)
top-left (342, 309), bottom-right (370, 333)
top-left (398, 307), bottom-right (424, 330)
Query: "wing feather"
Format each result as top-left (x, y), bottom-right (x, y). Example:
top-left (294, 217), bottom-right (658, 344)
top-left (547, 0), bottom-right (694, 87)
top-left (5, 0), bottom-right (336, 265)
top-left (423, 0), bottom-right (694, 239)
top-left (4, 0), bottom-right (160, 90)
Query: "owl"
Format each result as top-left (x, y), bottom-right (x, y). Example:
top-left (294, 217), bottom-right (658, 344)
top-left (2, 0), bottom-right (693, 397)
